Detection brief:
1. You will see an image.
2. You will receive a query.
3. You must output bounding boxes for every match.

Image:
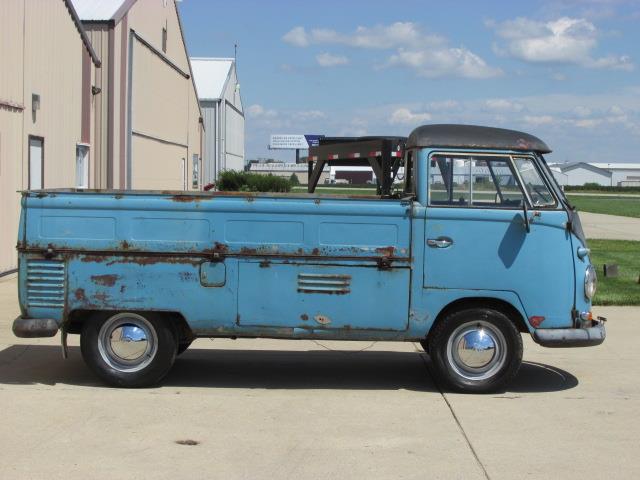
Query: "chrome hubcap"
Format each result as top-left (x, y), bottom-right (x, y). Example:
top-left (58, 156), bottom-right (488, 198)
top-left (98, 313), bottom-right (158, 373)
top-left (446, 321), bottom-right (507, 381)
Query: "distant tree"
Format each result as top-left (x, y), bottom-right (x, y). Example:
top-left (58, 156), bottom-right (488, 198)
top-left (289, 173), bottom-right (300, 186)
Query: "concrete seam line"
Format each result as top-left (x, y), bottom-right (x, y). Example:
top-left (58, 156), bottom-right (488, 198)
top-left (419, 353), bottom-right (491, 480)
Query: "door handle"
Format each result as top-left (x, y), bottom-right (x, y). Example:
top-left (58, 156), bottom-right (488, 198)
top-left (427, 237), bottom-right (453, 248)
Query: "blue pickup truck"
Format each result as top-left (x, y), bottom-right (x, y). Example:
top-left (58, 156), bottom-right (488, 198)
top-left (13, 124), bottom-right (605, 392)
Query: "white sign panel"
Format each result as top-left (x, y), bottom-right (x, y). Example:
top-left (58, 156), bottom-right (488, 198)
top-left (270, 134), bottom-right (309, 150)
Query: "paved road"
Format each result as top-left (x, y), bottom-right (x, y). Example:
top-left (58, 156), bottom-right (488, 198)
top-left (567, 192), bottom-right (640, 198)
top-left (579, 212), bottom-right (640, 241)
top-left (1, 275), bottom-right (638, 479)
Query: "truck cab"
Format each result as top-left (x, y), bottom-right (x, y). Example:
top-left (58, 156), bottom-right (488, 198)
top-left (13, 124), bottom-right (605, 392)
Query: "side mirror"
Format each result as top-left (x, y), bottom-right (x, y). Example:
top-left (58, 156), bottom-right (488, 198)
top-left (522, 200), bottom-right (530, 233)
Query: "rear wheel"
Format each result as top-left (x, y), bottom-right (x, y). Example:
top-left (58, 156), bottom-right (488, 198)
top-left (177, 339), bottom-right (193, 356)
top-left (81, 312), bottom-right (177, 387)
top-left (427, 308), bottom-right (522, 393)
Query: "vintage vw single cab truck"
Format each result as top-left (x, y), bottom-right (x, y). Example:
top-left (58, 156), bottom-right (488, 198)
top-left (13, 125), bottom-right (605, 392)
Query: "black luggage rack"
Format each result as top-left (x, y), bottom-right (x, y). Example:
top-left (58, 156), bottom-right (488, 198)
top-left (307, 136), bottom-right (407, 196)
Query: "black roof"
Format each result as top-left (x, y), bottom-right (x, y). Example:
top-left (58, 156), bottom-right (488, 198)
top-left (406, 124), bottom-right (551, 153)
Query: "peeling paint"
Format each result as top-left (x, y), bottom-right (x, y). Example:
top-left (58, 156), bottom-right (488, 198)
top-left (90, 274), bottom-right (119, 287)
top-left (314, 314), bottom-right (331, 325)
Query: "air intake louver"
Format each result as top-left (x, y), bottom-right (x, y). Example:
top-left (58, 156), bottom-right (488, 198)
top-left (297, 273), bottom-right (351, 294)
top-left (26, 260), bottom-right (65, 308)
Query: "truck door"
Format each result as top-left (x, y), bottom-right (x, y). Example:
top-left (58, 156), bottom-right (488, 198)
top-left (423, 153), bottom-right (574, 326)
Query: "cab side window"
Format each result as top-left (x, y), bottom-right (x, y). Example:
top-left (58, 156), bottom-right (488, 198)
top-left (428, 155), bottom-right (525, 208)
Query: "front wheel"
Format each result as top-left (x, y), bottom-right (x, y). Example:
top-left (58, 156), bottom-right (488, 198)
top-left (427, 308), bottom-right (523, 393)
top-left (81, 312), bottom-right (177, 387)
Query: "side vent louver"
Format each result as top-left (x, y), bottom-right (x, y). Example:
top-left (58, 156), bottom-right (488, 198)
top-left (297, 273), bottom-right (351, 294)
top-left (26, 260), bottom-right (65, 308)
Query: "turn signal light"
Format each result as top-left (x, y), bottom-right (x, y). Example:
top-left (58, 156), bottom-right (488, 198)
top-left (529, 316), bottom-right (545, 328)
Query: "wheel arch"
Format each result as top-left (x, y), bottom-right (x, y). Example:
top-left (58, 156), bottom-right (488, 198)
top-left (66, 309), bottom-right (194, 342)
top-left (425, 296), bottom-right (529, 349)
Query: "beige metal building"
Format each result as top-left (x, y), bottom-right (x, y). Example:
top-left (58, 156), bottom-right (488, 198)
top-left (1, 0), bottom-right (204, 274)
top-left (0, 0), bottom-right (101, 275)
top-left (73, 0), bottom-right (204, 191)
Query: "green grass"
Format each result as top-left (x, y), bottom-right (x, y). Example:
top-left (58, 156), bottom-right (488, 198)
top-left (292, 186), bottom-right (377, 195)
top-left (589, 239), bottom-right (640, 305)
top-left (568, 195), bottom-right (640, 218)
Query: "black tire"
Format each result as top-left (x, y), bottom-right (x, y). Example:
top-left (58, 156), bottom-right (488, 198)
top-left (80, 312), bottom-right (177, 388)
top-left (427, 308), bottom-right (522, 393)
top-left (177, 339), bottom-right (193, 356)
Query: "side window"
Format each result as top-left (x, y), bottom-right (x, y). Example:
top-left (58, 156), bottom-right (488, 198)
top-left (428, 155), bottom-right (525, 208)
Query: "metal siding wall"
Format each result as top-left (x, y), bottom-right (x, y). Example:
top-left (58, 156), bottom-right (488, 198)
top-left (85, 26), bottom-right (110, 188)
top-left (23, 0), bottom-right (83, 189)
top-left (0, 0), bottom-right (87, 272)
top-left (566, 168), bottom-right (610, 186)
top-left (130, 39), bottom-right (189, 144)
top-left (224, 104), bottom-right (243, 156)
top-left (201, 103), bottom-right (217, 183)
top-left (0, 110), bottom-right (23, 272)
top-left (222, 66), bottom-right (244, 171)
top-left (0, 1), bottom-right (25, 272)
top-left (131, 135), bottom-right (186, 190)
top-left (187, 70), bottom-right (203, 188)
top-left (126, 0), bottom-right (189, 73)
top-left (611, 169), bottom-right (638, 185)
top-left (130, 36), bottom-right (191, 189)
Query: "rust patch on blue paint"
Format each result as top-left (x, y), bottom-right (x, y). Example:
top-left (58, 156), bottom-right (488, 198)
top-left (91, 274), bottom-right (119, 287)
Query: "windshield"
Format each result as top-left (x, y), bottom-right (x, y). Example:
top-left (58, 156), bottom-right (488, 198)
top-left (512, 157), bottom-right (556, 207)
top-left (538, 155), bottom-right (573, 209)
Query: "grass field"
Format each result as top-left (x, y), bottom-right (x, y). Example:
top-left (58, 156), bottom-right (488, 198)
top-left (292, 186), bottom-right (377, 195)
top-left (589, 239), bottom-right (640, 305)
top-left (568, 195), bottom-right (640, 218)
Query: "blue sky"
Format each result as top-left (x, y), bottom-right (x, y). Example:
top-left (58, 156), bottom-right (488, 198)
top-left (178, 0), bottom-right (640, 163)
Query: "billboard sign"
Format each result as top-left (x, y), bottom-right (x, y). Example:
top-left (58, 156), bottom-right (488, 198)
top-left (304, 135), bottom-right (324, 148)
top-left (269, 134), bottom-right (324, 150)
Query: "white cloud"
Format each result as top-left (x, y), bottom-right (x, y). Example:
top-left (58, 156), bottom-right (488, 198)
top-left (524, 115), bottom-right (556, 125)
top-left (390, 108), bottom-right (432, 125)
top-left (574, 118), bottom-right (602, 128)
top-left (282, 26), bottom-right (309, 47)
top-left (245, 88), bottom-right (640, 163)
top-left (295, 110), bottom-right (327, 120)
top-left (387, 47), bottom-right (501, 79)
top-left (283, 22), bottom-right (500, 79)
top-left (490, 16), bottom-right (634, 70)
top-left (484, 99), bottom-right (525, 112)
top-left (316, 52), bottom-right (349, 67)
top-left (573, 105), bottom-right (592, 117)
top-left (247, 104), bottom-right (277, 118)
top-left (283, 22), bottom-right (443, 49)
top-left (427, 100), bottom-right (460, 110)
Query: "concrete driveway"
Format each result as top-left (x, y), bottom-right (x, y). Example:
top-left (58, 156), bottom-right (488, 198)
top-left (0, 274), bottom-right (638, 479)
top-left (579, 212), bottom-right (640, 240)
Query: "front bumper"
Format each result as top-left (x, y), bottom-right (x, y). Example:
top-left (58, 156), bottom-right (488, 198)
top-left (532, 320), bottom-right (606, 348)
top-left (13, 316), bottom-right (59, 338)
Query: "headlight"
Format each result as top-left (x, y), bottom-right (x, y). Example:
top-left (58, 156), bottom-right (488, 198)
top-left (585, 265), bottom-right (597, 300)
